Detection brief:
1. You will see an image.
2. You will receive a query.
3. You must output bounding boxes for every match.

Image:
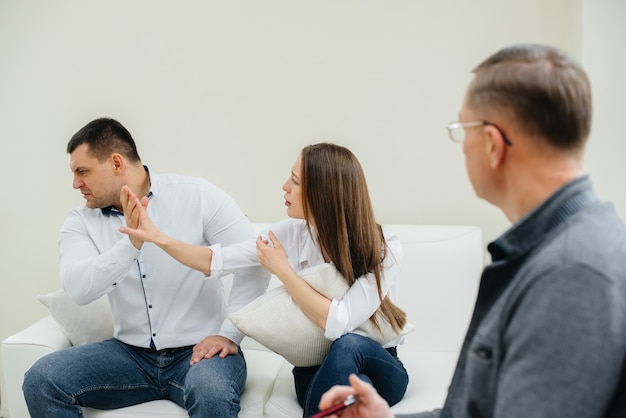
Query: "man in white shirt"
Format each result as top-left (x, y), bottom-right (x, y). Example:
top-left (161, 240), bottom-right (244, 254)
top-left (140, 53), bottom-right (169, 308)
top-left (22, 117), bottom-right (269, 418)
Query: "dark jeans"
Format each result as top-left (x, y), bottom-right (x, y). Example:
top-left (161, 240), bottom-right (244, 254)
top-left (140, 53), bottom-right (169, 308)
top-left (22, 338), bottom-right (247, 418)
top-left (293, 333), bottom-right (409, 417)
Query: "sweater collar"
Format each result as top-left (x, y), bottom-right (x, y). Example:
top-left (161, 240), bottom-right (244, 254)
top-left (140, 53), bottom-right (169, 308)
top-left (488, 175), bottom-right (598, 262)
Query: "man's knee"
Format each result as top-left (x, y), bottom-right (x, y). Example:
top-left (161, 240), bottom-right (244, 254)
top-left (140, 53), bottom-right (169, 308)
top-left (183, 354), bottom-right (246, 416)
top-left (185, 354), bottom-right (246, 394)
top-left (23, 355), bottom-right (55, 395)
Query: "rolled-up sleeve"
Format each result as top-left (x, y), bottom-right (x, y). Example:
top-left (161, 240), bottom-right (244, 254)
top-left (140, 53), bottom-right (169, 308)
top-left (324, 230), bottom-right (403, 340)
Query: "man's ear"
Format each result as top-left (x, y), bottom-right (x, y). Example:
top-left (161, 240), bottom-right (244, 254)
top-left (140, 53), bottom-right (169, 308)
top-left (484, 125), bottom-right (507, 168)
top-left (111, 153), bottom-right (124, 173)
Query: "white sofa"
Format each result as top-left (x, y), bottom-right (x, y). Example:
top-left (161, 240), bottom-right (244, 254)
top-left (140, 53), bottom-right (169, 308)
top-left (1, 224), bottom-right (483, 418)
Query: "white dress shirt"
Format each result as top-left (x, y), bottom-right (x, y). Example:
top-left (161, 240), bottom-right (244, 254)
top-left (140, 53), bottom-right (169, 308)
top-left (209, 218), bottom-right (404, 346)
top-left (60, 170), bottom-right (270, 348)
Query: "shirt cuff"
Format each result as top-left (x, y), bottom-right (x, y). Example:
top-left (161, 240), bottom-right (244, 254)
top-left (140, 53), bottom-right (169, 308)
top-left (219, 318), bottom-right (244, 345)
top-left (206, 243), bottom-right (223, 279)
top-left (324, 298), bottom-right (348, 341)
top-left (120, 236), bottom-right (141, 262)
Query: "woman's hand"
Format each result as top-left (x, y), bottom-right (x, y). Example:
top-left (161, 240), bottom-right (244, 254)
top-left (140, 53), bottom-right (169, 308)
top-left (319, 374), bottom-right (394, 418)
top-left (256, 230), bottom-right (331, 330)
top-left (118, 185), bottom-right (166, 247)
top-left (256, 230), bottom-right (293, 278)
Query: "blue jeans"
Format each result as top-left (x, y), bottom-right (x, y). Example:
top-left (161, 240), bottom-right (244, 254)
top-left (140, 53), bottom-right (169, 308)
top-left (293, 333), bottom-right (409, 417)
top-left (22, 338), bottom-right (246, 418)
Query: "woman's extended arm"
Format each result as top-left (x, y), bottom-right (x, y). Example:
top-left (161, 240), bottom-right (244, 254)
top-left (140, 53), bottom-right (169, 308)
top-left (118, 185), bottom-right (214, 275)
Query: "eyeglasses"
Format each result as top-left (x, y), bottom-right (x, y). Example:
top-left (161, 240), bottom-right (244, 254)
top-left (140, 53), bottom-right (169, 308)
top-left (446, 120), bottom-right (513, 146)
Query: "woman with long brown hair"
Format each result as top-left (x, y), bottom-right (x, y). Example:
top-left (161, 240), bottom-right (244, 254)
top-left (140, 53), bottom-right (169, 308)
top-left (120, 143), bottom-right (409, 416)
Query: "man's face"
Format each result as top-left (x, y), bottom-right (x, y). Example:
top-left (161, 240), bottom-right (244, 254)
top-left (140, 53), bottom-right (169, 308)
top-left (459, 97), bottom-right (493, 202)
top-left (69, 143), bottom-right (121, 209)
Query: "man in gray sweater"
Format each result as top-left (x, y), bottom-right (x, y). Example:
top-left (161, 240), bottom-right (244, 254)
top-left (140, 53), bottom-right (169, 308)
top-left (318, 43), bottom-right (626, 418)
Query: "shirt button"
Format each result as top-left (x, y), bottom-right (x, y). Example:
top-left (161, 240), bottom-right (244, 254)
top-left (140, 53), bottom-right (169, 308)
top-left (475, 348), bottom-right (492, 359)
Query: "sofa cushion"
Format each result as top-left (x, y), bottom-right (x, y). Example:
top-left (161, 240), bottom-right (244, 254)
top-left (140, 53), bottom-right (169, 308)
top-left (229, 262), bottom-right (414, 367)
top-left (388, 351), bottom-right (459, 414)
top-left (37, 289), bottom-right (114, 346)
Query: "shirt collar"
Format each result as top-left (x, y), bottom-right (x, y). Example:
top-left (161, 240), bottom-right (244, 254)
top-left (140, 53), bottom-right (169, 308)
top-left (488, 175), bottom-right (598, 262)
top-left (101, 165), bottom-right (153, 216)
top-left (296, 221), bottom-right (324, 268)
top-left (101, 206), bottom-right (123, 217)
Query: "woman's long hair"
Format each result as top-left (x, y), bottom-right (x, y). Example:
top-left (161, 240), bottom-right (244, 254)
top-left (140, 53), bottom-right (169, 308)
top-left (300, 143), bottom-right (407, 333)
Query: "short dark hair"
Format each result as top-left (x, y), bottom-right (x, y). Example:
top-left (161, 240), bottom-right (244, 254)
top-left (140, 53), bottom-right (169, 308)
top-left (468, 43), bottom-right (592, 150)
top-left (67, 118), bottom-right (141, 162)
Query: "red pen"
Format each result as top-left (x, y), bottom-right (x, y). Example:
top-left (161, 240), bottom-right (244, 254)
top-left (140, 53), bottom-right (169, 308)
top-left (308, 394), bottom-right (359, 418)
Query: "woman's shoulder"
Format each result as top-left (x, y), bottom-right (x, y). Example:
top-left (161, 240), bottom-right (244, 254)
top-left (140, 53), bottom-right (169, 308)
top-left (380, 225), bottom-right (399, 244)
top-left (380, 225), bottom-right (402, 261)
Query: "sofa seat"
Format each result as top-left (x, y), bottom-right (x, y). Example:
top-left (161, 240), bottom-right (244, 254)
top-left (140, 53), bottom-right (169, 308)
top-left (83, 400), bottom-right (185, 417)
top-left (2, 223), bottom-right (483, 417)
top-left (1, 316), bottom-right (287, 418)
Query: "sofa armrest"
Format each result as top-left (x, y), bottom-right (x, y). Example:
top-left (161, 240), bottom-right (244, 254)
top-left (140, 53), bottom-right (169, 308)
top-left (2, 315), bottom-right (71, 418)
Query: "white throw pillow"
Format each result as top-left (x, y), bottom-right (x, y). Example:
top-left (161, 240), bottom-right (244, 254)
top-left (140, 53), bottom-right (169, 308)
top-left (38, 289), bottom-right (114, 346)
top-left (229, 263), bottom-right (414, 367)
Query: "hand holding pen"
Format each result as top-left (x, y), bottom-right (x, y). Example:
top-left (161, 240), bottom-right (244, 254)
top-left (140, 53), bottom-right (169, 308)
top-left (316, 374), bottom-right (395, 418)
top-left (309, 394), bottom-right (358, 418)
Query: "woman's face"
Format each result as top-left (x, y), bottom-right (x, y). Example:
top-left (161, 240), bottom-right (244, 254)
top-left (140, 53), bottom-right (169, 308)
top-left (282, 155), bottom-right (305, 219)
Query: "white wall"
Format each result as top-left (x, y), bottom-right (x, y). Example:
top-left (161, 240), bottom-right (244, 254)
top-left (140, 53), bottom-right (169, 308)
top-left (1, 1), bottom-right (624, 415)
top-left (581, 0), bottom-right (626, 214)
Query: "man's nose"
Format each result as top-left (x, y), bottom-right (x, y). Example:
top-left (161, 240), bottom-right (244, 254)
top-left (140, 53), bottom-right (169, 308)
top-left (72, 176), bottom-right (83, 189)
